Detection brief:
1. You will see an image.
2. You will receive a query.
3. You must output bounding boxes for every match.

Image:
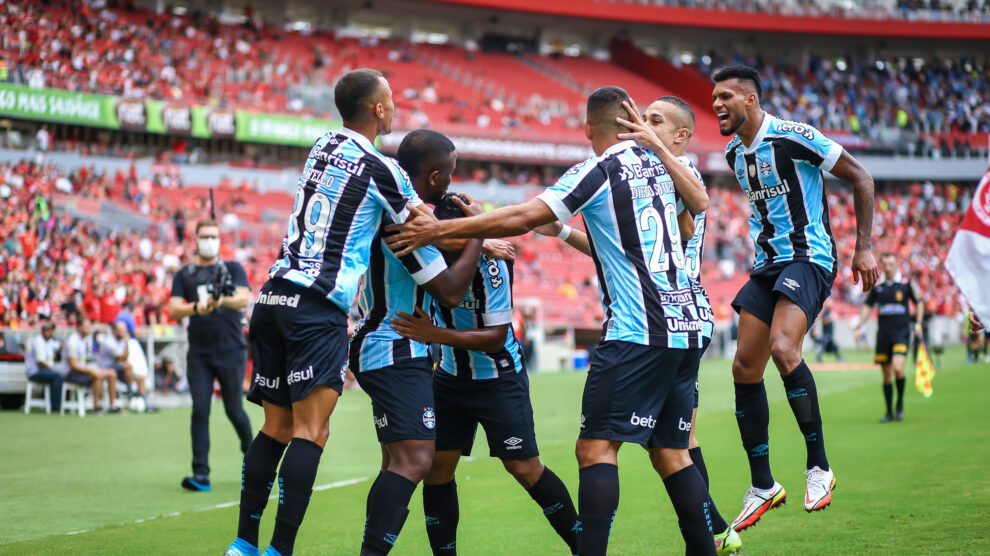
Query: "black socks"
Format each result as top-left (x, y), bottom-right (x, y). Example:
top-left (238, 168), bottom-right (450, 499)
top-left (576, 463), bottom-right (619, 556)
top-left (734, 380), bottom-right (773, 488)
top-left (526, 467), bottom-right (579, 554)
top-left (270, 438), bottom-right (323, 556)
top-left (782, 361), bottom-right (828, 471)
top-left (663, 465), bottom-right (716, 556)
top-left (895, 376), bottom-right (905, 413)
top-left (362, 471), bottom-right (416, 555)
top-left (237, 432), bottom-right (288, 547)
top-left (883, 383), bottom-right (894, 416)
top-left (688, 447), bottom-right (728, 533)
top-left (423, 480), bottom-right (459, 554)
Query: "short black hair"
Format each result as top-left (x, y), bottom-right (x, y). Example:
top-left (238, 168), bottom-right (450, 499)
top-left (586, 86), bottom-right (631, 130)
top-left (396, 129), bottom-right (456, 180)
top-left (712, 65), bottom-right (762, 100)
top-left (433, 193), bottom-right (469, 221)
top-left (654, 95), bottom-right (696, 131)
top-left (334, 68), bottom-right (385, 121)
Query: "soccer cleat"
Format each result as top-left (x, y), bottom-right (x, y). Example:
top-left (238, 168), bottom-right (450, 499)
top-left (714, 527), bottom-right (742, 555)
top-left (181, 474), bottom-right (212, 491)
top-left (880, 414), bottom-right (893, 423)
top-left (261, 547), bottom-right (285, 556)
top-left (225, 538), bottom-right (260, 556)
top-left (895, 409), bottom-right (904, 421)
top-left (803, 466), bottom-right (835, 512)
top-left (731, 481), bottom-right (786, 531)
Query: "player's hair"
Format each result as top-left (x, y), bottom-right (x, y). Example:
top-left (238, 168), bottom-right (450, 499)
top-left (433, 193), bottom-right (470, 221)
top-left (882, 252), bottom-right (897, 259)
top-left (712, 65), bottom-right (762, 100)
top-left (334, 68), bottom-right (385, 122)
top-left (655, 95), bottom-right (696, 133)
top-left (195, 219), bottom-right (218, 234)
top-left (586, 86), bottom-right (631, 132)
top-left (396, 129), bottom-right (456, 180)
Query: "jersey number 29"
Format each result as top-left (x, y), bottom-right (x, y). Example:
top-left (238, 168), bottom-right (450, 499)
top-left (639, 204), bottom-right (685, 273)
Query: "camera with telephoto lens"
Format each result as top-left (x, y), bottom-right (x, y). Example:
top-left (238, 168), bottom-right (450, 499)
top-left (208, 262), bottom-right (236, 301)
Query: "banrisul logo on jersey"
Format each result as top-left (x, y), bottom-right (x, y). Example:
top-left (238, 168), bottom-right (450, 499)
top-left (423, 407), bottom-right (436, 429)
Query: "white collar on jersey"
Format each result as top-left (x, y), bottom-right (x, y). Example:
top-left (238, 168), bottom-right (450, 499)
top-left (601, 140), bottom-right (638, 158)
top-left (338, 126), bottom-right (378, 152)
top-left (743, 112), bottom-right (774, 154)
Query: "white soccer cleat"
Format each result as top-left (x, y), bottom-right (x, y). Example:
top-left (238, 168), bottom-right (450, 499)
top-left (803, 466), bottom-right (836, 512)
top-left (731, 481), bottom-right (786, 531)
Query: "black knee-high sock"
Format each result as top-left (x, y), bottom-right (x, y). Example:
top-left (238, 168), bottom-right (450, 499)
top-left (734, 381), bottom-right (773, 489)
top-left (688, 447), bottom-right (728, 533)
top-left (367, 472), bottom-right (384, 519)
top-left (270, 438), bottom-right (323, 556)
top-left (663, 465), bottom-right (716, 556)
top-left (237, 432), bottom-right (288, 547)
top-left (782, 361), bottom-right (828, 471)
top-left (423, 480), bottom-right (459, 555)
top-left (576, 463), bottom-right (619, 556)
top-left (882, 383), bottom-right (894, 416)
top-left (526, 467), bottom-right (579, 554)
top-left (362, 471), bottom-right (416, 555)
top-left (895, 377), bottom-right (906, 412)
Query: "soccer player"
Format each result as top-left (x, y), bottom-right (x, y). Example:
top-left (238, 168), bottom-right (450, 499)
top-left (349, 129), bottom-right (486, 556)
top-left (391, 193), bottom-right (579, 556)
top-left (387, 86), bottom-right (718, 556)
top-left (855, 253), bottom-right (923, 421)
top-left (711, 65), bottom-right (879, 528)
top-left (227, 69), bottom-right (454, 556)
top-left (542, 95), bottom-right (740, 555)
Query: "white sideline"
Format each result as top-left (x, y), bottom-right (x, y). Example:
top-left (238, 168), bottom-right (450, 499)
top-left (62, 476), bottom-right (370, 537)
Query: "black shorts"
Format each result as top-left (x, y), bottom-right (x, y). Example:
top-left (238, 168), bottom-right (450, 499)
top-left (66, 370), bottom-right (91, 386)
top-left (355, 358), bottom-right (435, 444)
top-left (579, 341), bottom-right (699, 448)
top-left (732, 261), bottom-right (834, 328)
top-left (247, 279), bottom-right (349, 408)
top-left (875, 326), bottom-right (911, 364)
top-left (111, 363), bottom-right (127, 382)
top-left (434, 369), bottom-right (539, 461)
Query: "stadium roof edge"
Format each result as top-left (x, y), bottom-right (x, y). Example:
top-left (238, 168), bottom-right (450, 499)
top-left (421, 0), bottom-right (990, 40)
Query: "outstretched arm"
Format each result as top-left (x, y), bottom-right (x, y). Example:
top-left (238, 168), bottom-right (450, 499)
top-left (532, 221), bottom-right (592, 256)
top-left (386, 198), bottom-right (557, 257)
top-left (829, 150), bottom-right (879, 292)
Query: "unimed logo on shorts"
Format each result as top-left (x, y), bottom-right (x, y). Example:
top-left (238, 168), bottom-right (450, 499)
top-left (629, 412), bottom-right (656, 429)
top-left (287, 366), bottom-right (314, 386)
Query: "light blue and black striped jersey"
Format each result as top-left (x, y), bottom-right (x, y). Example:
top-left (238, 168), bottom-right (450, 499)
top-left (537, 141), bottom-right (711, 349)
top-left (347, 217), bottom-right (447, 373)
top-left (725, 113), bottom-right (842, 276)
top-left (270, 127), bottom-right (428, 313)
top-left (675, 155), bottom-right (714, 344)
top-left (434, 254), bottom-right (523, 380)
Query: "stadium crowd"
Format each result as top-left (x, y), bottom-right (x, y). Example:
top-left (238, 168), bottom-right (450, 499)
top-left (2, 0), bottom-right (988, 147)
top-left (0, 158), bottom-right (972, 332)
top-left (614, 0), bottom-right (990, 20)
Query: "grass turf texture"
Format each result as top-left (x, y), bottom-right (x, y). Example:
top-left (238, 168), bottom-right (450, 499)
top-left (2, 347), bottom-right (987, 555)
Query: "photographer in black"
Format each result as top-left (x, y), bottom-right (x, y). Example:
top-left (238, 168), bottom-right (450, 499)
top-left (169, 219), bottom-right (253, 491)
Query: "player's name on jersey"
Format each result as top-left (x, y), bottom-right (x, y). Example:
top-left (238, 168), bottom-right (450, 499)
top-left (628, 180), bottom-right (675, 200)
top-left (746, 180), bottom-right (792, 202)
top-left (310, 150), bottom-right (367, 177)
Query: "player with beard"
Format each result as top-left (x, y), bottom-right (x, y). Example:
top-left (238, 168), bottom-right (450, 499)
top-left (711, 65), bottom-right (878, 530)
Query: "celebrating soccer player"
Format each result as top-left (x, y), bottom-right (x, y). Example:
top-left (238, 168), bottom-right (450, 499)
top-left (226, 69), bottom-right (459, 556)
top-left (387, 86), bottom-right (718, 556)
top-left (710, 65), bottom-right (879, 529)
top-left (855, 253), bottom-right (924, 422)
top-left (390, 191), bottom-right (579, 556)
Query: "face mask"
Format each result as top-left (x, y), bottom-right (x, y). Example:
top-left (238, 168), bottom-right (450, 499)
top-left (197, 238), bottom-right (220, 259)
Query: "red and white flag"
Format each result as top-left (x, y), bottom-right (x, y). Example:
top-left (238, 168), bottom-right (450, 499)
top-left (945, 163), bottom-right (990, 323)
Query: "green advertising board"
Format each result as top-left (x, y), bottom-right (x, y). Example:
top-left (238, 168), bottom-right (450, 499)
top-left (0, 83), bottom-right (339, 147)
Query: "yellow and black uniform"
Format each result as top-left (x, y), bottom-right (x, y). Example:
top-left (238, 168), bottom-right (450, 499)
top-left (865, 279), bottom-right (916, 363)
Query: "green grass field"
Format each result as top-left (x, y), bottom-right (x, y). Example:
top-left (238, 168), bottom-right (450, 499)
top-left (3, 347), bottom-right (988, 555)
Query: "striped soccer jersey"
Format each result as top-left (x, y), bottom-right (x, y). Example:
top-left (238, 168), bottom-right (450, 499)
top-left (537, 140), bottom-right (711, 349)
top-left (725, 113), bottom-right (843, 276)
top-left (676, 155), bottom-right (714, 344)
top-left (270, 127), bottom-right (442, 313)
top-left (434, 254), bottom-right (524, 380)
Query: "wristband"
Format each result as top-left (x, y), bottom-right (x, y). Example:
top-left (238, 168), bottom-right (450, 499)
top-left (556, 225), bottom-right (572, 241)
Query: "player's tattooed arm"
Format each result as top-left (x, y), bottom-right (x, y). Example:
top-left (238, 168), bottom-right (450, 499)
top-left (830, 150), bottom-right (880, 291)
top-left (391, 307), bottom-right (507, 353)
top-left (615, 100), bottom-right (708, 215)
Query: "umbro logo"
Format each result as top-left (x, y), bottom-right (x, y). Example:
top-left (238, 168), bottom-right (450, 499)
top-left (504, 437), bottom-right (523, 450)
top-left (783, 278), bottom-right (800, 291)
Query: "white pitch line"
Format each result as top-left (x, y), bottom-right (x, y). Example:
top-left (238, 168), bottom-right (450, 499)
top-left (61, 476), bottom-right (370, 538)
